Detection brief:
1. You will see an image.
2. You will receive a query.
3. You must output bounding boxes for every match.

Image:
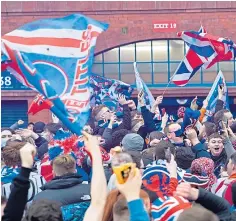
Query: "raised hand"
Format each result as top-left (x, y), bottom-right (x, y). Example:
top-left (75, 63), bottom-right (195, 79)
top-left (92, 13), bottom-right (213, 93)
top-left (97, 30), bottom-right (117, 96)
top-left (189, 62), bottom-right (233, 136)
top-left (138, 90), bottom-right (145, 107)
top-left (185, 128), bottom-right (198, 141)
top-left (18, 120), bottom-right (24, 125)
top-left (20, 143), bottom-right (37, 169)
top-left (218, 85), bottom-right (224, 100)
top-left (116, 166), bottom-right (142, 202)
top-left (190, 96), bottom-right (198, 110)
top-left (175, 183), bottom-right (199, 201)
top-left (155, 96), bottom-right (163, 106)
top-left (82, 131), bottom-right (100, 156)
top-left (127, 100), bottom-right (136, 110)
top-left (118, 94), bottom-right (128, 106)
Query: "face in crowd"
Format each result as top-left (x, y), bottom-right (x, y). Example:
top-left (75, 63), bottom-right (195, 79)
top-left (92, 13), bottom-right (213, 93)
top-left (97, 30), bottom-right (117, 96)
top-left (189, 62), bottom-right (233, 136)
top-left (166, 123), bottom-right (183, 144)
top-left (224, 111), bottom-right (234, 127)
top-left (27, 124), bottom-right (34, 131)
top-left (208, 137), bottom-right (224, 157)
top-left (226, 153), bottom-right (236, 176)
top-left (1, 129), bottom-right (13, 148)
top-left (96, 107), bottom-right (113, 121)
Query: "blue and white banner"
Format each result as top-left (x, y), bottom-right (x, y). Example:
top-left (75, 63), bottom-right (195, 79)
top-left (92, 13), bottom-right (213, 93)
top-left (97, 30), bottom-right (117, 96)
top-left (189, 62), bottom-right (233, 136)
top-left (134, 62), bottom-right (155, 110)
top-left (2, 14), bottom-right (108, 134)
top-left (204, 70), bottom-right (229, 121)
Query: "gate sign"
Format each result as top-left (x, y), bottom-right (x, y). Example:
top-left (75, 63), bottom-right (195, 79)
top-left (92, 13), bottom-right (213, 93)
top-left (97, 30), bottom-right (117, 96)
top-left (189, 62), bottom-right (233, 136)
top-left (1, 70), bottom-right (31, 90)
top-left (153, 21), bottom-right (177, 32)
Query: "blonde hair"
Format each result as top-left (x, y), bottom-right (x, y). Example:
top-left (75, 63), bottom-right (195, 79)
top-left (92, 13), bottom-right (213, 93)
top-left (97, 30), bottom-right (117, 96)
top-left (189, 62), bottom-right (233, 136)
top-left (52, 154), bottom-right (76, 176)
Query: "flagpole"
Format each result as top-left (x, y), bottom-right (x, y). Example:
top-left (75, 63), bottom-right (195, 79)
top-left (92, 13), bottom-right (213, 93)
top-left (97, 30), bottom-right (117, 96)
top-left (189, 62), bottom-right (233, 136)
top-left (162, 57), bottom-right (183, 96)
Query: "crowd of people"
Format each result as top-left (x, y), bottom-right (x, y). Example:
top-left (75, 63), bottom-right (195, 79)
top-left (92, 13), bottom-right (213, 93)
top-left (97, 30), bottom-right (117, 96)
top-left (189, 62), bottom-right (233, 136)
top-left (1, 85), bottom-right (236, 221)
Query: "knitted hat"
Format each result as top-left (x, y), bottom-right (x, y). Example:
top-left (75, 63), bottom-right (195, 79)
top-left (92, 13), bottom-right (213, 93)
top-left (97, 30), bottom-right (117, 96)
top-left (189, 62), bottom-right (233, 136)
top-left (190, 157), bottom-right (217, 190)
top-left (142, 161), bottom-right (185, 201)
top-left (151, 196), bottom-right (191, 221)
top-left (183, 169), bottom-right (209, 189)
top-left (121, 133), bottom-right (144, 152)
top-left (175, 147), bottom-right (195, 170)
top-left (33, 121), bottom-right (46, 134)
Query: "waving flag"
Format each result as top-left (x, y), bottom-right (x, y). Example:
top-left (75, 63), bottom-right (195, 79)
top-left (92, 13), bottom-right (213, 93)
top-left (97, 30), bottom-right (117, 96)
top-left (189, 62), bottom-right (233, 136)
top-left (203, 71), bottom-right (229, 122)
top-left (2, 14), bottom-right (108, 134)
top-left (90, 73), bottom-right (133, 111)
top-left (134, 62), bottom-right (155, 110)
top-left (28, 94), bottom-right (53, 115)
top-left (172, 26), bottom-right (235, 86)
top-left (28, 73), bottom-right (133, 115)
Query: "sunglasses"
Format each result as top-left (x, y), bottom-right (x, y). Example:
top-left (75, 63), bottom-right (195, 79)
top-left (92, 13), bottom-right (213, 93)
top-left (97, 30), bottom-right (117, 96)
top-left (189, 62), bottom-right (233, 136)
top-left (1, 135), bottom-right (12, 139)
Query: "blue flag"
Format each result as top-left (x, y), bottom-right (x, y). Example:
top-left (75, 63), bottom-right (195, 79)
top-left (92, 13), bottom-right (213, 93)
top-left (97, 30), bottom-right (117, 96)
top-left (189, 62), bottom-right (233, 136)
top-left (90, 73), bottom-right (134, 111)
top-left (203, 71), bottom-right (229, 122)
top-left (2, 14), bottom-right (108, 135)
top-left (133, 62), bottom-right (155, 110)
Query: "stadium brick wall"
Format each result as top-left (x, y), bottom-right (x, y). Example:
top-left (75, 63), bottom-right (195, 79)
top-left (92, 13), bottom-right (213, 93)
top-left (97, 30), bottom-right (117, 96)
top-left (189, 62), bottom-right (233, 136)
top-left (1, 1), bottom-right (236, 123)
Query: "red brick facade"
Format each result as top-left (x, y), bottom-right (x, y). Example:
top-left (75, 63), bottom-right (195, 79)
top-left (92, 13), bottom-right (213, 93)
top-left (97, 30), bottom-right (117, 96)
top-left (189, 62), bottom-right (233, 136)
top-left (1, 1), bottom-right (236, 123)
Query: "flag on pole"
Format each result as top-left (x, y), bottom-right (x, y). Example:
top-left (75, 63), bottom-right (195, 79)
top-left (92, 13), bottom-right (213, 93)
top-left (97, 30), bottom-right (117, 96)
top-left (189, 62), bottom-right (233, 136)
top-left (203, 71), bottom-right (229, 122)
top-left (134, 62), bottom-right (155, 110)
top-left (172, 26), bottom-right (235, 86)
top-left (2, 14), bottom-right (108, 135)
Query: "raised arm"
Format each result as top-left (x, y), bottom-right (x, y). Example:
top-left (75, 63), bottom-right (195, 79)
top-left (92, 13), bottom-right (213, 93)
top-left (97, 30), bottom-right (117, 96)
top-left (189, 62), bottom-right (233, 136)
top-left (2, 143), bottom-right (36, 221)
top-left (186, 128), bottom-right (211, 159)
top-left (83, 132), bottom-right (107, 221)
top-left (118, 95), bottom-right (132, 130)
top-left (176, 183), bottom-right (230, 215)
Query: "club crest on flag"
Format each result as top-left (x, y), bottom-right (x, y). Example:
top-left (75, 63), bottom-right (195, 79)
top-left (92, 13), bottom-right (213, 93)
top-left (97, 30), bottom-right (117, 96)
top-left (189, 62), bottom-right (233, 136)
top-left (2, 14), bottom-right (109, 134)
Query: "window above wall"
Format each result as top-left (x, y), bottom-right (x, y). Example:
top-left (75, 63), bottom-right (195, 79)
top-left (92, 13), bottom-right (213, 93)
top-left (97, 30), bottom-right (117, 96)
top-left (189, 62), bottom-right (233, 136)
top-left (92, 39), bottom-right (236, 87)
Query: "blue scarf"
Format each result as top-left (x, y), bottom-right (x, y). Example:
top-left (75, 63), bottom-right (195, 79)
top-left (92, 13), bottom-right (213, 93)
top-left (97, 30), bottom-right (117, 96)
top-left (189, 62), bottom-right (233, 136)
top-left (98, 120), bottom-right (121, 129)
top-left (1, 166), bottom-right (20, 184)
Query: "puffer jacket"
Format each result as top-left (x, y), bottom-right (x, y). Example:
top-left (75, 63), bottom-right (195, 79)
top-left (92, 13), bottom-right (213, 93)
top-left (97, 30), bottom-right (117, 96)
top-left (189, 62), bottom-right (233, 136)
top-left (33, 173), bottom-right (91, 206)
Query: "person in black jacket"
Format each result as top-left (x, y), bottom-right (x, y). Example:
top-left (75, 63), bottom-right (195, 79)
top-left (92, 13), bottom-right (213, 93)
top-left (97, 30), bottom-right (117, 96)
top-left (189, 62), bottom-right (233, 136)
top-left (33, 154), bottom-right (91, 206)
top-left (2, 143), bottom-right (37, 221)
top-left (176, 182), bottom-right (236, 221)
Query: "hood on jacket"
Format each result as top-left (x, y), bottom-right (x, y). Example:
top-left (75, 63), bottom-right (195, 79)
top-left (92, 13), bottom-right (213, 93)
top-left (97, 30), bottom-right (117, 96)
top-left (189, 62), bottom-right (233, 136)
top-left (41, 173), bottom-right (83, 191)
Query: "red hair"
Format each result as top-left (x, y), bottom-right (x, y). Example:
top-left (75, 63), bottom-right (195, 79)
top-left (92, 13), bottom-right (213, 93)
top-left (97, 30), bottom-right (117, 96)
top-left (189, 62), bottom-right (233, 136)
top-left (102, 189), bottom-right (150, 221)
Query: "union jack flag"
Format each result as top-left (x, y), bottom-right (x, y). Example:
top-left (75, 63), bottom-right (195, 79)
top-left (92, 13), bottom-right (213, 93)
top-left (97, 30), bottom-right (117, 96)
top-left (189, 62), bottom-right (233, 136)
top-left (1, 14), bottom-right (108, 135)
top-left (151, 196), bottom-right (191, 221)
top-left (172, 26), bottom-right (235, 86)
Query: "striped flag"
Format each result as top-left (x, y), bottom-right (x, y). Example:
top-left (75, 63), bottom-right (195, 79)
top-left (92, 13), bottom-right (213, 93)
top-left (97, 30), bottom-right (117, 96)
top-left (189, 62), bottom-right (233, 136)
top-left (1, 14), bottom-right (108, 135)
top-left (151, 196), bottom-right (191, 221)
top-left (172, 27), bottom-right (235, 86)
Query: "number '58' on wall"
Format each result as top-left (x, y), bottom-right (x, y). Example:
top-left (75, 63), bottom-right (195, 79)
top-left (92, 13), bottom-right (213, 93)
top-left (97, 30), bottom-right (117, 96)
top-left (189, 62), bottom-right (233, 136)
top-left (1, 76), bottom-right (12, 86)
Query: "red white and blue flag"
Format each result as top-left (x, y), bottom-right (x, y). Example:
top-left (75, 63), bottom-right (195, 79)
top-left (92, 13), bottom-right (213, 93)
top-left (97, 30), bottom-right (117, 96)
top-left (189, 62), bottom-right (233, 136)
top-left (172, 26), bottom-right (235, 86)
top-left (1, 14), bottom-right (108, 135)
top-left (151, 196), bottom-right (191, 221)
